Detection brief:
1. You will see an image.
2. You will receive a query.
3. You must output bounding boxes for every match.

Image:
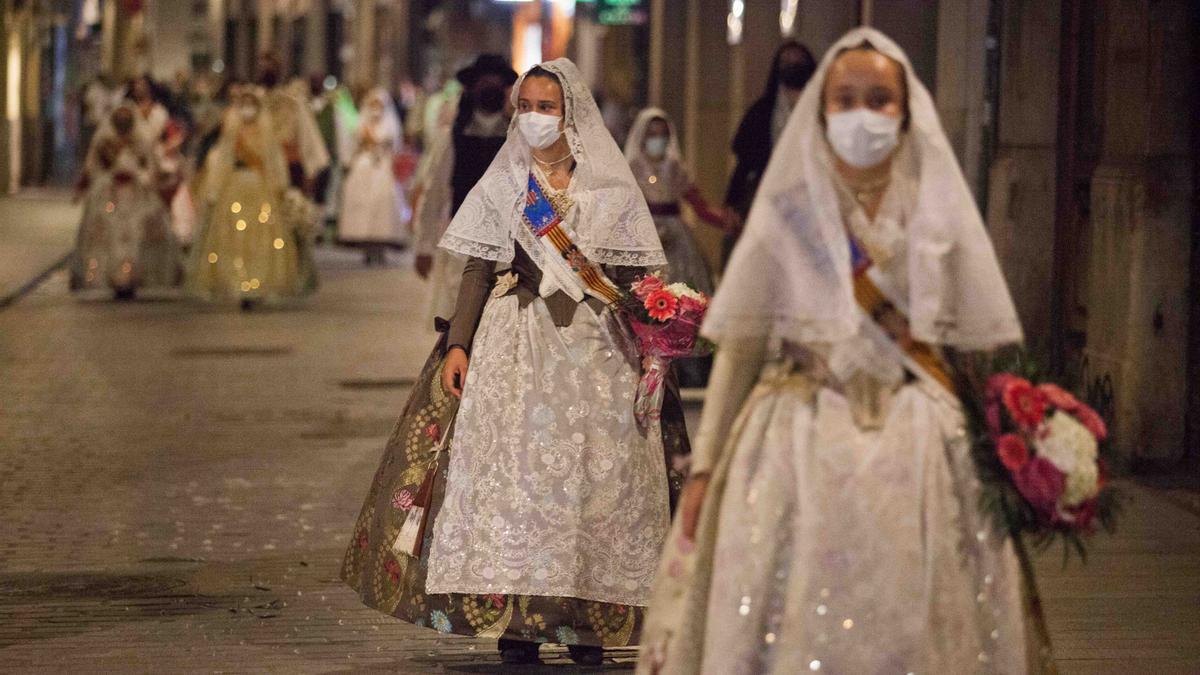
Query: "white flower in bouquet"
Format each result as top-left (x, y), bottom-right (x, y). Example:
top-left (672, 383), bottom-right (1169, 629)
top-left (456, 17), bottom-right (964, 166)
top-left (1035, 411), bottom-right (1100, 506)
top-left (666, 282), bottom-right (705, 302)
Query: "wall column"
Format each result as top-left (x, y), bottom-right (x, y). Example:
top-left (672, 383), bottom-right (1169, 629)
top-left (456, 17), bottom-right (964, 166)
top-left (934, 0), bottom-right (990, 193)
top-left (1082, 0), bottom-right (1194, 464)
top-left (984, 0), bottom-right (1062, 351)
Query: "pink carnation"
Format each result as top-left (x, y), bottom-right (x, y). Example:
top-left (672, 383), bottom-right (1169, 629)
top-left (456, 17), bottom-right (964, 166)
top-left (677, 294), bottom-right (707, 320)
top-left (632, 274), bottom-right (665, 298)
top-left (1014, 456), bottom-right (1066, 522)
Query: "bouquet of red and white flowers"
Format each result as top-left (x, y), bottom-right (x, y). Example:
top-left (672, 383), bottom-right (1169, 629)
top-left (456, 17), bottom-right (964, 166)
top-left (963, 363), bottom-right (1120, 560)
top-left (620, 273), bottom-right (712, 429)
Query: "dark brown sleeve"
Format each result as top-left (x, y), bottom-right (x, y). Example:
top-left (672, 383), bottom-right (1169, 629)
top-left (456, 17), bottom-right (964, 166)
top-left (445, 257), bottom-right (498, 353)
top-left (602, 264), bottom-right (645, 289)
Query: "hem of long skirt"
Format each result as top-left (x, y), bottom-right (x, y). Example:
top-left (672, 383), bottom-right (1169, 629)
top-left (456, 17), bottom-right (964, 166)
top-left (424, 581), bottom-right (650, 609)
top-left (335, 237), bottom-right (408, 249)
top-left (185, 286), bottom-right (314, 305)
top-left (343, 572), bottom-right (646, 647)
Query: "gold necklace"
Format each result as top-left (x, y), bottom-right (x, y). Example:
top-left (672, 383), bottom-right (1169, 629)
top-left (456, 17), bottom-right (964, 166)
top-left (845, 174), bottom-right (891, 207)
top-left (533, 150), bottom-right (573, 166)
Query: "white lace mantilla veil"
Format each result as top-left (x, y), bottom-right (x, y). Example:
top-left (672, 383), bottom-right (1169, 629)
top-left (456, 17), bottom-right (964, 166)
top-left (363, 87), bottom-right (402, 147)
top-left (702, 27), bottom-right (1023, 351)
top-left (624, 107), bottom-right (682, 164)
top-left (438, 58), bottom-right (666, 271)
top-left (203, 86), bottom-right (290, 202)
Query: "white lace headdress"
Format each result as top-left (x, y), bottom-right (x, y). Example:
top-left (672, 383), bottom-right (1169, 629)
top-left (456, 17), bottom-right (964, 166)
top-left (702, 27), bottom-right (1023, 351)
top-left (624, 107), bottom-right (682, 164)
top-left (362, 87), bottom-right (402, 147)
top-left (439, 58), bottom-right (665, 271)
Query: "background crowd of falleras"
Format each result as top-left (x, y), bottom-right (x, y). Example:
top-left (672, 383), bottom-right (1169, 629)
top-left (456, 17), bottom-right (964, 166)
top-left (70, 42), bottom-right (815, 309)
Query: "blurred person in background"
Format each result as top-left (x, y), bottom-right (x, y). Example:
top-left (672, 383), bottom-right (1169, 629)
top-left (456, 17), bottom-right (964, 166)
top-left (188, 86), bottom-right (314, 309)
top-left (81, 72), bottom-right (124, 161)
top-left (722, 41), bottom-right (816, 263)
top-left (308, 74), bottom-right (339, 239)
top-left (127, 74), bottom-right (171, 146)
top-left (337, 87), bottom-right (411, 265)
top-left (71, 104), bottom-right (179, 299)
top-left (156, 120), bottom-right (197, 251)
top-left (257, 54), bottom-right (331, 197)
top-left (624, 107), bottom-right (731, 387)
top-left (411, 54), bottom-right (516, 325)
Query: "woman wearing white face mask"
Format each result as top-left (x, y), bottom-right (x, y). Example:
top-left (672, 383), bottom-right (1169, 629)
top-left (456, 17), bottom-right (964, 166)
top-left (343, 60), bottom-right (689, 667)
top-left (638, 29), bottom-right (1034, 674)
top-left (188, 86), bottom-right (313, 308)
top-left (337, 88), bottom-right (411, 265)
top-left (625, 108), bottom-right (731, 299)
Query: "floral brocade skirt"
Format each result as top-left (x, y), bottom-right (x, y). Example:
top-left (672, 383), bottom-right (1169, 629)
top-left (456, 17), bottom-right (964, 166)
top-left (341, 326), bottom-right (691, 647)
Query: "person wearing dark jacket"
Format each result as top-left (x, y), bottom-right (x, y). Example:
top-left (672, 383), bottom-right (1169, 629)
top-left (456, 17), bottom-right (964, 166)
top-left (722, 41), bottom-right (816, 264)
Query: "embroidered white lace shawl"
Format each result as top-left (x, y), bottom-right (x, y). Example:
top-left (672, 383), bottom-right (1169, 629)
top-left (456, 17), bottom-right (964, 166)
top-left (703, 27), bottom-right (1023, 351)
top-left (438, 58), bottom-right (666, 272)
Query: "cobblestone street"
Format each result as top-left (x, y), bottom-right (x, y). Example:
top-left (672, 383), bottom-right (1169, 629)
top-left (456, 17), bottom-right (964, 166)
top-left (0, 242), bottom-right (1197, 674)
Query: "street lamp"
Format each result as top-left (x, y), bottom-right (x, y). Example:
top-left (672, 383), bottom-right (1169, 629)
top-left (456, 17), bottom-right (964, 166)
top-left (780, 0), bottom-right (799, 37)
top-left (726, 0), bottom-right (743, 46)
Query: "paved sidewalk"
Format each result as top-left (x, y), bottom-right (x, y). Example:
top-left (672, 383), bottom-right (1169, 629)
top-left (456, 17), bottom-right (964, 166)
top-left (0, 248), bottom-right (1196, 673)
top-left (0, 189), bottom-right (79, 307)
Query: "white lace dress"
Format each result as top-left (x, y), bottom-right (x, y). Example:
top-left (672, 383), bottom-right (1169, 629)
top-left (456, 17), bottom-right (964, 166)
top-left (638, 190), bottom-right (1029, 675)
top-left (426, 177), bottom-right (671, 607)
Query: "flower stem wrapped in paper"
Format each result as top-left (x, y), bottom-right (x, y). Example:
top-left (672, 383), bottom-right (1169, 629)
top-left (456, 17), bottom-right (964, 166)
top-left (618, 272), bottom-right (713, 429)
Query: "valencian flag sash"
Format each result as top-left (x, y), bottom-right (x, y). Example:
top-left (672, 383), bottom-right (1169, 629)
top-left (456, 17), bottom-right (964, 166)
top-left (848, 234), bottom-right (955, 393)
top-left (522, 172), bottom-right (624, 305)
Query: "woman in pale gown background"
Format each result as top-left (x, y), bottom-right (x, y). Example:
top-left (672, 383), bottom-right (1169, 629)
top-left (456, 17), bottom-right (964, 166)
top-left (71, 103), bottom-right (178, 298)
top-left (638, 28), bottom-right (1035, 675)
top-left (189, 86), bottom-right (313, 308)
top-left (623, 108), bottom-right (728, 297)
top-left (337, 87), bottom-right (410, 265)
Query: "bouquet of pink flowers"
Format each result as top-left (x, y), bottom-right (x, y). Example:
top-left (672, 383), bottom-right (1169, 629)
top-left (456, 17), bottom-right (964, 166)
top-left (963, 366), bottom-right (1120, 559)
top-left (621, 273), bottom-right (712, 429)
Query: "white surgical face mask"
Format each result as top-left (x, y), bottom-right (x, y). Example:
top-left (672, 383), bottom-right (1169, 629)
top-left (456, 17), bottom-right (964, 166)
top-left (518, 111), bottom-right (563, 150)
top-left (825, 108), bottom-right (901, 169)
top-left (644, 136), bottom-right (668, 160)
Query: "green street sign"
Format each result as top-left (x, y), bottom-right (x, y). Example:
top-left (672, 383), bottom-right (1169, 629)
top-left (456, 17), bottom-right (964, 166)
top-left (596, 0), bottom-right (647, 25)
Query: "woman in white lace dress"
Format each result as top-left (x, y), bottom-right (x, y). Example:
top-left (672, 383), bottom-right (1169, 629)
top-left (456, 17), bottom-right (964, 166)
top-left (342, 59), bottom-right (679, 668)
top-left (638, 28), bottom-right (1034, 674)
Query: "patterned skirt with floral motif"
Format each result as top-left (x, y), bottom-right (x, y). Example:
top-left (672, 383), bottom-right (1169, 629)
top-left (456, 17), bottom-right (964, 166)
top-left (341, 326), bottom-right (690, 647)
